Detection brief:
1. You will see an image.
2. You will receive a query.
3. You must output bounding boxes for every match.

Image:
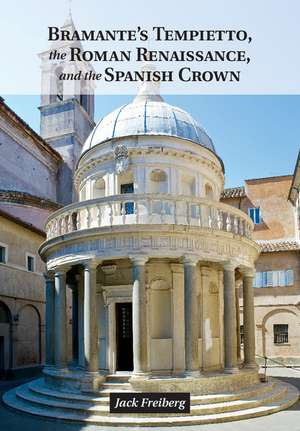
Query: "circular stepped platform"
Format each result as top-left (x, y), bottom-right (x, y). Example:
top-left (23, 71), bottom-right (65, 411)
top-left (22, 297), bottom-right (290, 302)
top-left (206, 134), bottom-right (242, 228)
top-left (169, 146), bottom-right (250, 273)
top-left (3, 376), bottom-right (299, 426)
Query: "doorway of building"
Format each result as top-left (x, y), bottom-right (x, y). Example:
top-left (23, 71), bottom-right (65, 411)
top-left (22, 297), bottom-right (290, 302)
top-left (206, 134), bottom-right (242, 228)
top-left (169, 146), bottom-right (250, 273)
top-left (116, 303), bottom-right (133, 371)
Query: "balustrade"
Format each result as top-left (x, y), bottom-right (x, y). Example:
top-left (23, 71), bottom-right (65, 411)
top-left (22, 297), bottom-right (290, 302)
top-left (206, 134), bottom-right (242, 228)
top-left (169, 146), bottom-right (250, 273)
top-left (45, 194), bottom-right (253, 241)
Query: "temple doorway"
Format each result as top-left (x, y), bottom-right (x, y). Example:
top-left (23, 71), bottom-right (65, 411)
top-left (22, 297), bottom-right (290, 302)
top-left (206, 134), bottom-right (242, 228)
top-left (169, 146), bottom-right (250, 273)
top-left (116, 303), bottom-right (133, 371)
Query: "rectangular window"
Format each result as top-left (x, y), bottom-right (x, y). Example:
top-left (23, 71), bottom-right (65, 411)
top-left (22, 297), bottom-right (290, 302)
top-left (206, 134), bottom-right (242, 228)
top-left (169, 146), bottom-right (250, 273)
top-left (120, 183), bottom-right (134, 215)
top-left (0, 245), bottom-right (7, 263)
top-left (248, 207), bottom-right (261, 224)
top-left (27, 255), bottom-right (35, 272)
top-left (253, 269), bottom-right (294, 288)
top-left (274, 324), bottom-right (288, 344)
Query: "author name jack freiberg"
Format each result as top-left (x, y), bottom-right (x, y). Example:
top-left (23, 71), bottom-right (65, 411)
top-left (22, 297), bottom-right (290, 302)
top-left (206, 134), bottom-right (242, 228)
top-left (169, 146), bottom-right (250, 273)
top-left (113, 396), bottom-right (187, 410)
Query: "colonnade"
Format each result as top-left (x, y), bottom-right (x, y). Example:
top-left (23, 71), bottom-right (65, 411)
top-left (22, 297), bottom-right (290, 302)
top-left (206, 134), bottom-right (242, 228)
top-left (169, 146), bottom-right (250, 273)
top-left (44, 257), bottom-right (256, 379)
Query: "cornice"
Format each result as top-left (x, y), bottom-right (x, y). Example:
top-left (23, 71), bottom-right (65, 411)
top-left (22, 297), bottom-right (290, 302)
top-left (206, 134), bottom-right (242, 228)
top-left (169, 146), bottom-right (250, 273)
top-left (74, 146), bottom-right (224, 189)
top-left (0, 190), bottom-right (61, 211)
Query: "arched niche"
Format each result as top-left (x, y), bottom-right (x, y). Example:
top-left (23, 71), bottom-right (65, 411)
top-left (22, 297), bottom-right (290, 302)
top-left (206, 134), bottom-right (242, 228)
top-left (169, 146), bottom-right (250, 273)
top-left (16, 305), bottom-right (41, 367)
top-left (181, 173), bottom-right (196, 196)
top-left (149, 169), bottom-right (168, 194)
top-left (0, 301), bottom-right (11, 373)
top-left (0, 301), bottom-right (11, 323)
top-left (93, 177), bottom-right (106, 199)
top-left (205, 183), bottom-right (214, 199)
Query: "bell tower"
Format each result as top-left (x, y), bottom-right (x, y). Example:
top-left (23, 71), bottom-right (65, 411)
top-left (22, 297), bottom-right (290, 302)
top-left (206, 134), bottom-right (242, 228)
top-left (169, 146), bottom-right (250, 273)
top-left (39, 12), bottom-right (95, 204)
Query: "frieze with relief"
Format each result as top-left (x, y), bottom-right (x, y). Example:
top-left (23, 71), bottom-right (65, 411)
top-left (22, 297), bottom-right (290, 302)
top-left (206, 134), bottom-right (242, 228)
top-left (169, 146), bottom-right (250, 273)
top-left (46, 232), bottom-right (256, 267)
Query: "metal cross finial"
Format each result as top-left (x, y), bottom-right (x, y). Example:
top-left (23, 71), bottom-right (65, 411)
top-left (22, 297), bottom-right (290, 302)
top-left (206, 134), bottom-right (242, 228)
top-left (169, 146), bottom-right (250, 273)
top-left (67, 0), bottom-right (72, 17)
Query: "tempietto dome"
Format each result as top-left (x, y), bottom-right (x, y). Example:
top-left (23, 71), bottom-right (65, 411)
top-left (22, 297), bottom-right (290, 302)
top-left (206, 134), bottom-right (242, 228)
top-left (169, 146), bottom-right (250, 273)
top-left (81, 94), bottom-right (215, 155)
top-left (76, 79), bottom-right (224, 202)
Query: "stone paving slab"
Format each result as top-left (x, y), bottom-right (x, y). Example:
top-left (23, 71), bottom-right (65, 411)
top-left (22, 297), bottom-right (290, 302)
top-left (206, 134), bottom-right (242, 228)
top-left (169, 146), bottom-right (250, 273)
top-left (0, 368), bottom-right (300, 431)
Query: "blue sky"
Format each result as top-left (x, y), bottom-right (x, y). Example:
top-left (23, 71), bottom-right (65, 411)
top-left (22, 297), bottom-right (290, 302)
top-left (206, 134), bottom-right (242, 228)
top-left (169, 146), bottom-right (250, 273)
top-left (4, 95), bottom-right (299, 188)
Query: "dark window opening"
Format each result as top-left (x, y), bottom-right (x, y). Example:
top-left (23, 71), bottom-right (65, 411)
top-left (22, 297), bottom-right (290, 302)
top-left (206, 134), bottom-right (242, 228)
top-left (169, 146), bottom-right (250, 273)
top-left (274, 324), bottom-right (288, 344)
top-left (121, 183), bottom-right (134, 215)
top-left (27, 255), bottom-right (35, 272)
top-left (0, 246), bottom-right (6, 264)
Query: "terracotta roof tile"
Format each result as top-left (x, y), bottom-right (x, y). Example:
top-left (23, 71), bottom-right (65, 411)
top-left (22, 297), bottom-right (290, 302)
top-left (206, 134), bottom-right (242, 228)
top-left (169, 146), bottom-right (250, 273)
top-left (221, 186), bottom-right (246, 199)
top-left (257, 240), bottom-right (300, 253)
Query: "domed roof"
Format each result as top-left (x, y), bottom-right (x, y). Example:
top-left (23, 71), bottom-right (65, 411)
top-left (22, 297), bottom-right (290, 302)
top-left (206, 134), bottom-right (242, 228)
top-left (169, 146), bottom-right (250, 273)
top-left (81, 70), bottom-right (216, 155)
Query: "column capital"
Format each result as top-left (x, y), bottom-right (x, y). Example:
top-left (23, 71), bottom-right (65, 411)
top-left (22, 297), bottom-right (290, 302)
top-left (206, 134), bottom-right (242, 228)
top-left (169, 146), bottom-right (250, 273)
top-left (223, 261), bottom-right (237, 272)
top-left (200, 265), bottom-right (210, 277)
top-left (182, 255), bottom-right (198, 266)
top-left (130, 255), bottom-right (148, 266)
top-left (241, 267), bottom-right (255, 278)
top-left (83, 259), bottom-right (100, 270)
top-left (54, 268), bottom-right (69, 277)
top-left (43, 271), bottom-right (54, 282)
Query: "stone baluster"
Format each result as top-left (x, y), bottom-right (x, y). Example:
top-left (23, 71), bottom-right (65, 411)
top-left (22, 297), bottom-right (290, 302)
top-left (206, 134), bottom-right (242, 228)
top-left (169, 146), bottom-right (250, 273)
top-left (97, 204), bottom-right (102, 227)
top-left (226, 214), bottom-right (231, 232)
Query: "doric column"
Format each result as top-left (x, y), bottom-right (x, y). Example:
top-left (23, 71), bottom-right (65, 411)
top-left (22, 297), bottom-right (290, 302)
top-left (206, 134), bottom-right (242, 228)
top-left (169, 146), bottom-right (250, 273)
top-left (200, 265), bottom-right (210, 370)
top-left (44, 272), bottom-right (55, 366)
top-left (131, 256), bottom-right (148, 375)
top-left (183, 256), bottom-right (199, 375)
top-left (71, 278), bottom-right (79, 363)
top-left (54, 268), bottom-right (68, 369)
top-left (223, 262), bottom-right (238, 372)
top-left (235, 279), bottom-right (242, 363)
top-left (170, 263), bottom-right (185, 374)
top-left (83, 261), bottom-right (99, 372)
top-left (242, 269), bottom-right (257, 368)
top-left (77, 271), bottom-right (85, 368)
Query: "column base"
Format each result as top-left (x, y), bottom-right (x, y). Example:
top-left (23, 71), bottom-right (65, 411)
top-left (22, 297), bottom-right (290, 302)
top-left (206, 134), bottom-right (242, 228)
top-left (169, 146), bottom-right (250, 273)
top-left (184, 370), bottom-right (202, 378)
top-left (80, 372), bottom-right (105, 393)
top-left (130, 371), bottom-right (150, 381)
top-left (243, 362), bottom-right (258, 370)
top-left (224, 367), bottom-right (240, 374)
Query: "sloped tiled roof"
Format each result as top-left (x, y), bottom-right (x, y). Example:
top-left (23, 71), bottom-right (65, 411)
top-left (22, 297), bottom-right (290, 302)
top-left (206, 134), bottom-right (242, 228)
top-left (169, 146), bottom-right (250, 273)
top-left (257, 240), bottom-right (300, 253)
top-left (221, 186), bottom-right (246, 199)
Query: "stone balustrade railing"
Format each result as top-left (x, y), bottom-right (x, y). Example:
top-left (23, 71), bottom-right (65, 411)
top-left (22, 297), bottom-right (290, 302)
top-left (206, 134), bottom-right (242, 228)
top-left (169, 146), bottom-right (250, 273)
top-left (45, 194), bottom-right (254, 241)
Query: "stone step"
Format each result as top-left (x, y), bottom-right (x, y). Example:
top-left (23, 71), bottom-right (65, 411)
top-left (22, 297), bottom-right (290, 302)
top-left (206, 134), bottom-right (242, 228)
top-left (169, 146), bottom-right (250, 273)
top-left (105, 374), bottom-right (130, 383)
top-left (16, 381), bottom-right (289, 417)
top-left (101, 382), bottom-right (131, 390)
top-left (28, 378), bottom-right (276, 407)
top-left (3, 381), bottom-right (298, 426)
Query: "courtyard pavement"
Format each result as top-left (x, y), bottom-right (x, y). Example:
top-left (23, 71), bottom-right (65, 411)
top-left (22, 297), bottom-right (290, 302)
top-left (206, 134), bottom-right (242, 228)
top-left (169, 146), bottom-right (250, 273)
top-left (1, 367), bottom-right (300, 431)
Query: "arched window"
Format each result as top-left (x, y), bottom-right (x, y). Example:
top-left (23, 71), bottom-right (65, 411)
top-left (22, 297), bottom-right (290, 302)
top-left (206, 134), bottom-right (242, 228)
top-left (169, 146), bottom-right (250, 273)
top-left (205, 183), bottom-right (214, 199)
top-left (93, 178), bottom-right (105, 199)
top-left (149, 169), bottom-right (168, 193)
top-left (0, 301), bottom-right (11, 323)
